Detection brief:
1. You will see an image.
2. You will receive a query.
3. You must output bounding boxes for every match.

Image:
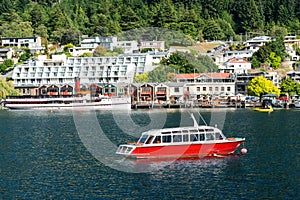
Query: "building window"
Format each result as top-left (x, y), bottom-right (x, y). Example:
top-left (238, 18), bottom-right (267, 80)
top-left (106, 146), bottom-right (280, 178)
top-left (215, 87), bottom-right (219, 91)
top-left (174, 87), bottom-right (179, 93)
top-left (221, 87), bottom-right (225, 92)
top-left (197, 87), bottom-right (200, 92)
top-left (209, 87), bottom-right (212, 91)
top-left (203, 87), bottom-right (206, 92)
top-left (227, 87), bottom-right (231, 92)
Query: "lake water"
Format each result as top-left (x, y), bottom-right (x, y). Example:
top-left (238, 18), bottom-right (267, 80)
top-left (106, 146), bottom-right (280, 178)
top-left (0, 108), bottom-right (299, 199)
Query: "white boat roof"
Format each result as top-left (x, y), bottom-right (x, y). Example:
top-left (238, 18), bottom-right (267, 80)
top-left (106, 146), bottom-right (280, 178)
top-left (142, 125), bottom-right (222, 136)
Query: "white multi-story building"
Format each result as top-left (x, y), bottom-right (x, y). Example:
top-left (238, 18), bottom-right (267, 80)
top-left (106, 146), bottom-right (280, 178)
top-left (140, 41), bottom-right (165, 51)
top-left (1, 36), bottom-right (44, 54)
top-left (116, 41), bottom-right (139, 53)
top-left (12, 52), bottom-right (169, 87)
top-left (214, 50), bottom-right (253, 64)
top-left (175, 73), bottom-right (236, 98)
top-left (219, 57), bottom-right (252, 74)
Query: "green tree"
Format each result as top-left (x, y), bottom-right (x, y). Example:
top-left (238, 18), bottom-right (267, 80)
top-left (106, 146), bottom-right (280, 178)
top-left (232, 0), bottom-right (264, 32)
top-left (251, 45), bottom-right (272, 66)
top-left (161, 52), bottom-right (218, 73)
top-left (134, 73), bottom-right (149, 83)
top-left (19, 48), bottom-right (32, 62)
top-left (280, 78), bottom-right (300, 96)
top-left (35, 24), bottom-right (49, 39)
top-left (269, 25), bottom-right (288, 39)
top-left (148, 66), bottom-right (175, 83)
top-left (216, 18), bottom-right (236, 41)
top-left (63, 43), bottom-right (74, 52)
top-left (247, 76), bottom-right (280, 100)
top-left (267, 37), bottom-right (286, 61)
top-left (93, 46), bottom-right (107, 57)
top-left (267, 52), bottom-right (281, 70)
top-left (0, 21), bottom-right (34, 37)
top-left (0, 78), bottom-right (22, 99)
top-left (80, 52), bottom-right (93, 57)
top-left (120, 7), bottom-right (142, 31)
top-left (203, 20), bottom-right (225, 41)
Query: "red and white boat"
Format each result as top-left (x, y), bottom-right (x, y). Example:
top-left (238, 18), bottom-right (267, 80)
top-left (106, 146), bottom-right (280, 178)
top-left (116, 114), bottom-right (245, 159)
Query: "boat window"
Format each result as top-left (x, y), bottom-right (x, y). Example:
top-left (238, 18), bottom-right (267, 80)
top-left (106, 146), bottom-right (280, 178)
top-left (138, 135), bottom-right (149, 144)
top-left (162, 135), bottom-right (172, 143)
top-left (215, 132), bottom-right (223, 140)
top-left (182, 130), bottom-right (189, 133)
top-left (205, 129), bottom-right (214, 132)
top-left (206, 133), bottom-right (215, 141)
top-left (183, 134), bottom-right (189, 142)
top-left (153, 136), bottom-right (161, 144)
top-left (198, 129), bottom-right (205, 132)
top-left (199, 134), bottom-right (205, 141)
top-left (172, 130), bottom-right (181, 134)
top-left (190, 129), bottom-right (198, 133)
top-left (145, 136), bottom-right (154, 144)
top-left (173, 135), bottom-right (182, 142)
top-left (190, 134), bottom-right (199, 142)
top-left (162, 131), bottom-right (171, 134)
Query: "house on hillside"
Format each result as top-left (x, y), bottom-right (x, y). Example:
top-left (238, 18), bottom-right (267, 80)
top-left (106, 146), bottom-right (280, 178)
top-left (1, 36), bottom-right (44, 54)
top-left (219, 57), bottom-right (252, 74)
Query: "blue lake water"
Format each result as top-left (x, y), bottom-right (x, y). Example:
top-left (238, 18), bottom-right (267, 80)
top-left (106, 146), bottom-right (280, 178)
top-left (0, 108), bottom-right (299, 199)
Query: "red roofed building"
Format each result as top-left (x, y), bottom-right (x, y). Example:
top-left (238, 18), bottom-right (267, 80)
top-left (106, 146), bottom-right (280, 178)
top-left (219, 57), bottom-right (251, 74)
top-left (174, 72), bottom-right (236, 99)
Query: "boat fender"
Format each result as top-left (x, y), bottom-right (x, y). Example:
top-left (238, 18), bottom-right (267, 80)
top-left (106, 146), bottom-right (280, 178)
top-left (241, 148), bottom-right (248, 154)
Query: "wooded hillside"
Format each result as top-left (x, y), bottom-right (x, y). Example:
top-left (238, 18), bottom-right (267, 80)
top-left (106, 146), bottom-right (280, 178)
top-left (0, 0), bottom-right (299, 45)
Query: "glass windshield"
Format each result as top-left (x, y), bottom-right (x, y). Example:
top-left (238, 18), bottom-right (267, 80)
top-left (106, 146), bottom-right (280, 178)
top-left (138, 134), bottom-right (149, 144)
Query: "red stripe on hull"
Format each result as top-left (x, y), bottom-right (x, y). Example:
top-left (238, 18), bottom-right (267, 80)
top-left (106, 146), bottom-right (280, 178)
top-left (130, 141), bottom-right (243, 159)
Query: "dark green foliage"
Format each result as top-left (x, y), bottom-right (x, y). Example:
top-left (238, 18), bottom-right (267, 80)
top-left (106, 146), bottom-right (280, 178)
top-left (280, 78), bottom-right (300, 96)
top-left (160, 52), bottom-right (218, 73)
top-left (19, 48), bottom-right (32, 62)
top-left (0, 0), bottom-right (298, 45)
top-left (0, 59), bottom-right (14, 74)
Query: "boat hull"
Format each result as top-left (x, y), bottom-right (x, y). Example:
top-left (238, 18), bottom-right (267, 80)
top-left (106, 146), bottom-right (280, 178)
top-left (117, 139), bottom-right (244, 159)
top-left (4, 97), bottom-right (131, 110)
top-left (252, 107), bottom-right (273, 113)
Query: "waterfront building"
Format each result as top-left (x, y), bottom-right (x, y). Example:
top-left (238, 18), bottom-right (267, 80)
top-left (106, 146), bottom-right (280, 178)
top-left (165, 82), bottom-right (185, 102)
top-left (235, 71), bottom-right (280, 95)
top-left (12, 52), bottom-right (169, 95)
top-left (175, 73), bottom-right (236, 100)
top-left (125, 83), bottom-right (142, 102)
top-left (139, 83), bottom-right (156, 101)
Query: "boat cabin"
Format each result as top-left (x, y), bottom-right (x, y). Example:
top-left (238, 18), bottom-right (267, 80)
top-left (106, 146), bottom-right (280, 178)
top-left (137, 126), bottom-right (226, 145)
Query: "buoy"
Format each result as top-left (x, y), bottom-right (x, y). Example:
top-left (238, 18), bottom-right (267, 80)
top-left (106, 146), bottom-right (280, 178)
top-left (240, 148), bottom-right (248, 154)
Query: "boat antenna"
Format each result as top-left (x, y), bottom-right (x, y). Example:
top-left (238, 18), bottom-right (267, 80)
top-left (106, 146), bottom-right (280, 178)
top-left (190, 113), bottom-right (199, 127)
top-left (197, 111), bottom-right (207, 126)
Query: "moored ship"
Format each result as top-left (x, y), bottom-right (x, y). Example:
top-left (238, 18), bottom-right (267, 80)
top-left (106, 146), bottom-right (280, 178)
top-left (4, 95), bottom-right (131, 110)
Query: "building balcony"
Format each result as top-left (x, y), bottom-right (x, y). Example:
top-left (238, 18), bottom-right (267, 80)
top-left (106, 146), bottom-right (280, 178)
top-left (156, 91), bottom-right (167, 95)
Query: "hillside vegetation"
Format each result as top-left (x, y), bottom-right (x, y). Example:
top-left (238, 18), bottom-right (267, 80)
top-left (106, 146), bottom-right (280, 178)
top-left (0, 0), bottom-right (299, 46)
